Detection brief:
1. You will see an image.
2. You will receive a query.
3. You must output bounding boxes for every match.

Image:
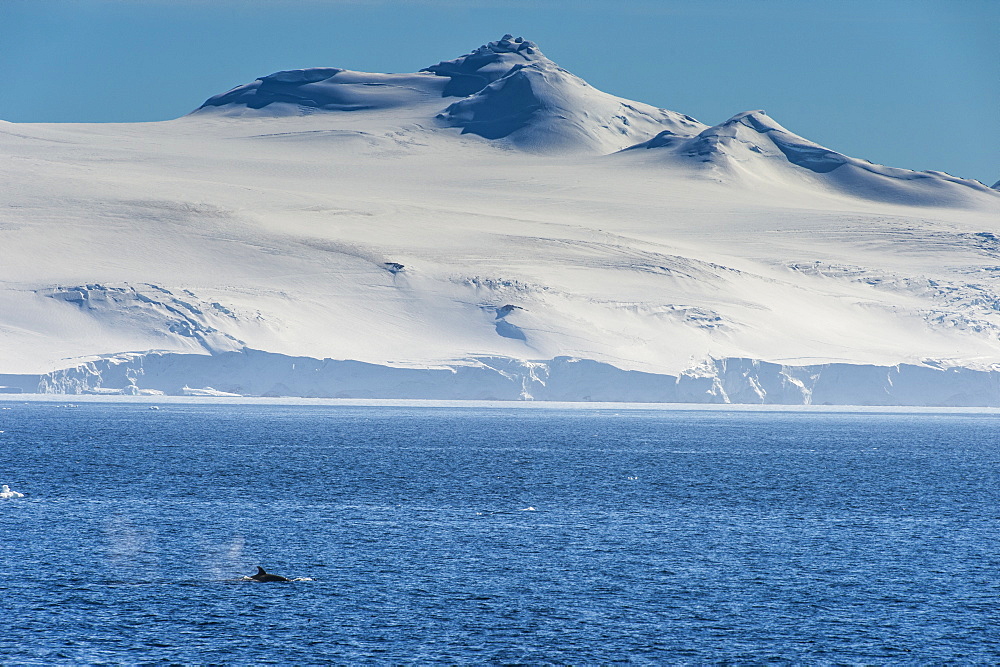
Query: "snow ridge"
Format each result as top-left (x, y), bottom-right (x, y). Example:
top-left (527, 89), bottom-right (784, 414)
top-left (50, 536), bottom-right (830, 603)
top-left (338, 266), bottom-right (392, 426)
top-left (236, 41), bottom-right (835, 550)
top-left (196, 69), bottom-right (448, 114)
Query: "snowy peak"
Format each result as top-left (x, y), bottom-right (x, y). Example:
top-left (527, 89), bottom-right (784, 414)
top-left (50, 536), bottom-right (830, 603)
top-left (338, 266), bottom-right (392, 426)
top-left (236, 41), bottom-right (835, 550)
top-left (421, 34), bottom-right (550, 97)
top-left (682, 109), bottom-right (849, 174)
top-left (635, 109), bottom-right (998, 206)
top-left (436, 59), bottom-right (705, 153)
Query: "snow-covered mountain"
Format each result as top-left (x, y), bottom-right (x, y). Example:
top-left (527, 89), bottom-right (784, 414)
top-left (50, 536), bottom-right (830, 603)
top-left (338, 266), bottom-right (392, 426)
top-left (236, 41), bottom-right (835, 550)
top-left (2, 35), bottom-right (999, 404)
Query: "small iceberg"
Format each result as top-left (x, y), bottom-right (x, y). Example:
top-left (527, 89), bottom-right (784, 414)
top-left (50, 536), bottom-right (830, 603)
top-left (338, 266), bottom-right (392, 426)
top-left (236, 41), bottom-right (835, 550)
top-left (0, 484), bottom-right (24, 499)
top-left (181, 386), bottom-right (242, 397)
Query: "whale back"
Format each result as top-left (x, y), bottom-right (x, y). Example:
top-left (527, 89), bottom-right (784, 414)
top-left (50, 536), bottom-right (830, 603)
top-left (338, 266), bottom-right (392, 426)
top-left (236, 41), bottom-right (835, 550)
top-left (250, 565), bottom-right (290, 582)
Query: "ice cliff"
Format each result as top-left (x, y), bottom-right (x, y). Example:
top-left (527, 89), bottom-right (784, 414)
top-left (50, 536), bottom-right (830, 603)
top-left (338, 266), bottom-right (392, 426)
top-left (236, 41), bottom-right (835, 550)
top-left (3, 352), bottom-right (997, 407)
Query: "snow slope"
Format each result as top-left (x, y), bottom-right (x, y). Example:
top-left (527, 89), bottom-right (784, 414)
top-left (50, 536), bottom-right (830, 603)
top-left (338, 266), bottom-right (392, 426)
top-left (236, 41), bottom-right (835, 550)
top-left (1, 36), bottom-right (999, 404)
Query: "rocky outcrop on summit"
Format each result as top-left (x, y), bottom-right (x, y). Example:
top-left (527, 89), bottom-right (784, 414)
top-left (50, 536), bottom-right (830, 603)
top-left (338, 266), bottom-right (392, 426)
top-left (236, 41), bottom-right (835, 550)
top-left (421, 34), bottom-right (548, 97)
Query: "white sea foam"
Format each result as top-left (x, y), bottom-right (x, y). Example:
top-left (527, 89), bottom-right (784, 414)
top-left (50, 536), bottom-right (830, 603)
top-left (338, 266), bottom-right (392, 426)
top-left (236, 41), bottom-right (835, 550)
top-left (0, 484), bottom-right (24, 499)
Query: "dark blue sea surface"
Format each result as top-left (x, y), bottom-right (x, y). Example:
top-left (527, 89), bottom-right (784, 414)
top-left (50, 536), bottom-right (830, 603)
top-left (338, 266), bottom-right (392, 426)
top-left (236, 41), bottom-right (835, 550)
top-left (1, 402), bottom-right (999, 663)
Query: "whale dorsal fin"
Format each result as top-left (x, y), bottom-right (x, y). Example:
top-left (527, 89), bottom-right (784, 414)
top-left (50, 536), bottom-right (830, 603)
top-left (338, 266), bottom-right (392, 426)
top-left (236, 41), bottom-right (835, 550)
top-left (256, 566), bottom-right (266, 575)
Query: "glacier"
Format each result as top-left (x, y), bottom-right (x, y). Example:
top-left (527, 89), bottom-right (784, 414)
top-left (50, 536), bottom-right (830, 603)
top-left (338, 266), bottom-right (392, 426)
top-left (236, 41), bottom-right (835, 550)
top-left (1, 35), bottom-right (999, 404)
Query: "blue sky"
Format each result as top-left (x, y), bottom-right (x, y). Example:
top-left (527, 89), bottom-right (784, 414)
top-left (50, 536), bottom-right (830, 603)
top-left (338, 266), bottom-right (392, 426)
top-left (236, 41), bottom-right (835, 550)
top-left (3, 0), bottom-right (997, 184)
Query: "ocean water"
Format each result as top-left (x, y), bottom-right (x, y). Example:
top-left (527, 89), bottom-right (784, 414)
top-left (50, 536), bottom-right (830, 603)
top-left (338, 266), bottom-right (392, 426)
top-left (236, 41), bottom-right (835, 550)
top-left (1, 402), bottom-right (999, 664)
